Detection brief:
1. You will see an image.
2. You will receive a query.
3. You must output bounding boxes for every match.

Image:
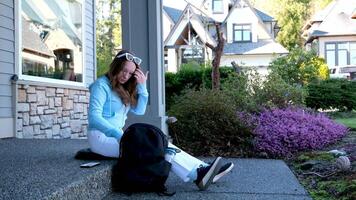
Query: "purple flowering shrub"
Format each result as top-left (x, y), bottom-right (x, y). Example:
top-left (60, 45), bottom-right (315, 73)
top-left (238, 107), bottom-right (349, 157)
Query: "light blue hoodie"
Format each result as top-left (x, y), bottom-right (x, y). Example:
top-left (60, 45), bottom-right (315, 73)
top-left (88, 76), bottom-right (148, 139)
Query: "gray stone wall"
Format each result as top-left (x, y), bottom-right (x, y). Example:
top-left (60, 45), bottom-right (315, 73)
top-left (16, 84), bottom-right (89, 139)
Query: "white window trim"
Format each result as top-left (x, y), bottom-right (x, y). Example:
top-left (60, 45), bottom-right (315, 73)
top-left (16, 0), bottom-right (86, 87)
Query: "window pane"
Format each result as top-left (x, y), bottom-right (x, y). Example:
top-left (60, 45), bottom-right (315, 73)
top-left (243, 31), bottom-right (251, 41)
top-left (326, 51), bottom-right (335, 67)
top-left (234, 31), bottom-right (242, 41)
top-left (21, 0), bottom-right (83, 82)
top-left (235, 25), bottom-right (242, 30)
top-left (338, 50), bottom-right (347, 66)
top-left (338, 43), bottom-right (348, 50)
top-left (350, 43), bottom-right (356, 65)
top-left (326, 44), bottom-right (335, 50)
top-left (212, 0), bottom-right (223, 13)
top-left (243, 25), bottom-right (251, 30)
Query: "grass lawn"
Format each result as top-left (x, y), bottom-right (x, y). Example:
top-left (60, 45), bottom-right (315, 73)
top-left (328, 111), bottom-right (356, 130)
top-left (335, 118), bottom-right (356, 129)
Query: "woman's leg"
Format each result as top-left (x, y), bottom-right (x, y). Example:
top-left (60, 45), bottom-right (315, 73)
top-left (168, 143), bottom-right (207, 182)
top-left (88, 129), bottom-right (120, 158)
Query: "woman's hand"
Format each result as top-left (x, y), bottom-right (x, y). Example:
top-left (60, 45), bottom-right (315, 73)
top-left (134, 68), bottom-right (149, 84)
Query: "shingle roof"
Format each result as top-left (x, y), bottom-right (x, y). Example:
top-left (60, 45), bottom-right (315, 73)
top-left (163, 6), bottom-right (183, 23)
top-left (304, 0), bottom-right (356, 42)
top-left (254, 8), bottom-right (274, 22)
top-left (223, 40), bottom-right (288, 55)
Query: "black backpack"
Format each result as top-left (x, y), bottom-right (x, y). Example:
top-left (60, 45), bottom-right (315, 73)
top-left (111, 123), bottom-right (174, 195)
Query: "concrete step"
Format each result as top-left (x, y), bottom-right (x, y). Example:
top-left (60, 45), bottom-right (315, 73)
top-left (104, 158), bottom-right (312, 200)
top-left (1, 139), bottom-right (312, 200)
top-left (0, 139), bottom-right (115, 200)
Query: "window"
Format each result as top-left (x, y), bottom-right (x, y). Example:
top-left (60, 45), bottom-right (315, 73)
top-left (182, 47), bottom-right (204, 65)
top-left (233, 24), bottom-right (251, 42)
top-left (212, 0), bottom-right (224, 13)
top-left (21, 0), bottom-right (83, 83)
top-left (325, 42), bottom-right (356, 67)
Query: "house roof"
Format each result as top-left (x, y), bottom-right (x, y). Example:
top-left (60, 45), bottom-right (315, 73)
top-left (164, 4), bottom-right (216, 46)
top-left (163, 6), bottom-right (182, 23)
top-left (222, 0), bottom-right (273, 39)
top-left (223, 40), bottom-right (288, 55)
top-left (304, 0), bottom-right (356, 43)
top-left (254, 8), bottom-right (274, 22)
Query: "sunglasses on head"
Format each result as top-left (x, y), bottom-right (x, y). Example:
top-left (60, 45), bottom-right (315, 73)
top-left (116, 53), bottom-right (142, 65)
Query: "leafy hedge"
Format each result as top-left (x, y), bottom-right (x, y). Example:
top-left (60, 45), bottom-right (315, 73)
top-left (165, 65), bottom-right (234, 110)
top-left (168, 89), bottom-right (254, 157)
top-left (269, 48), bottom-right (329, 86)
top-left (238, 107), bottom-right (349, 157)
top-left (306, 79), bottom-right (356, 111)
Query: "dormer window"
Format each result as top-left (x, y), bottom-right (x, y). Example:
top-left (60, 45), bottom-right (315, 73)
top-left (233, 24), bottom-right (252, 42)
top-left (212, 0), bottom-right (224, 14)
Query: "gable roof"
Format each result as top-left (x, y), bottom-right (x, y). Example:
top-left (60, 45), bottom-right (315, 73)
top-left (304, 0), bottom-right (356, 43)
top-left (223, 39), bottom-right (288, 55)
top-left (222, 0), bottom-right (273, 39)
top-left (163, 6), bottom-right (182, 23)
top-left (164, 4), bottom-right (216, 46)
top-left (254, 8), bottom-right (274, 22)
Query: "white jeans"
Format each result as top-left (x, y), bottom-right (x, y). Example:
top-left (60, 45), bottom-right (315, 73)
top-left (88, 129), bottom-right (206, 182)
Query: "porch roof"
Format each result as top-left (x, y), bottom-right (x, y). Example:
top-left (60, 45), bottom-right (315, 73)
top-left (223, 39), bottom-right (288, 55)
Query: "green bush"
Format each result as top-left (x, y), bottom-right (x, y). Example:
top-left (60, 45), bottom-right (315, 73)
top-left (255, 73), bottom-right (307, 109)
top-left (165, 65), bottom-right (204, 110)
top-left (202, 66), bottom-right (235, 88)
top-left (269, 48), bottom-right (329, 86)
top-left (168, 89), bottom-right (254, 157)
top-left (306, 79), bottom-right (356, 111)
top-left (221, 70), bottom-right (307, 112)
top-left (165, 65), bottom-right (235, 110)
top-left (221, 70), bottom-right (262, 112)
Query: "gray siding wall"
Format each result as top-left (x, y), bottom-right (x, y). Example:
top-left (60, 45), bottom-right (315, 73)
top-left (0, 0), bottom-right (95, 119)
top-left (85, 0), bottom-right (96, 85)
top-left (0, 0), bottom-right (14, 118)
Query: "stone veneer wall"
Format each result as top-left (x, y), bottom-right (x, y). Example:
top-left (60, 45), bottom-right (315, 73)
top-left (16, 84), bottom-right (89, 139)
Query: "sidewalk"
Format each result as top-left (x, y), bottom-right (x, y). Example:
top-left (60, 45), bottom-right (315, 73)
top-left (0, 139), bottom-right (312, 200)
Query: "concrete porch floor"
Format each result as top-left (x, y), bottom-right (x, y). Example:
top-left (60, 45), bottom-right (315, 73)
top-left (0, 138), bottom-right (312, 200)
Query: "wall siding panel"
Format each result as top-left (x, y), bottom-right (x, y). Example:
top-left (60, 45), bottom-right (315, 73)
top-left (85, 0), bottom-right (95, 84)
top-left (0, 50), bottom-right (14, 63)
top-left (0, 26), bottom-right (14, 40)
top-left (0, 74), bottom-right (11, 85)
top-left (0, 38), bottom-right (14, 51)
top-left (0, 108), bottom-right (12, 118)
top-left (0, 61), bottom-right (14, 74)
top-left (0, 3), bottom-right (13, 17)
top-left (0, 15), bottom-right (13, 29)
top-left (0, 96), bottom-right (12, 107)
top-left (0, 0), bottom-right (14, 119)
top-left (1, 0), bottom-right (13, 7)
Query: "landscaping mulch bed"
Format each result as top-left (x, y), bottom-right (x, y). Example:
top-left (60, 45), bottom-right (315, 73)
top-left (287, 131), bottom-right (356, 200)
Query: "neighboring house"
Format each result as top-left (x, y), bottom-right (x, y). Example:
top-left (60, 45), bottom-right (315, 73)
top-left (302, 0), bottom-right (356, 80)
top-left (0, 0), bottom-right (168, 138)
top-left (163, 0), bottom-right (288, 74)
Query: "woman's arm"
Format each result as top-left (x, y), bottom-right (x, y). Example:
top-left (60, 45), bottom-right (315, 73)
top-left (88, 82), bottom-right (122, 139)
top-left (130, 83), bottom-right (148, 115)
top-left (130, 69), bottom-right (149, 115)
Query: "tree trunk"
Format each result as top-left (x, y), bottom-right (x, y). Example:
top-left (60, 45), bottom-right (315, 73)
top-left (206, 23), bottom-right (225, 90)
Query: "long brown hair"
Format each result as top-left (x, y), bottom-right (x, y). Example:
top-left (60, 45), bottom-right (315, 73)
top-left (106, 50), bottom-right (138, 106)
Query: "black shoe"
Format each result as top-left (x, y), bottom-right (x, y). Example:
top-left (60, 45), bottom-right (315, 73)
top-left (194, 157), bottom-right (222, 190)
top-left (213, 162), bottom-right (234, 183)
